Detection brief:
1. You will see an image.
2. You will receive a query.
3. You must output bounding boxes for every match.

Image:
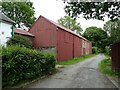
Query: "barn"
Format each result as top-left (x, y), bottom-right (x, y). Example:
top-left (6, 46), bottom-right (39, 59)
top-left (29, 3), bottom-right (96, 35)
top-left (14, 28), bottom-right (35, 42)
top-left (29, 15), bottom-right (92, 61)
top-left (14, 28), bottom-right (35, 37)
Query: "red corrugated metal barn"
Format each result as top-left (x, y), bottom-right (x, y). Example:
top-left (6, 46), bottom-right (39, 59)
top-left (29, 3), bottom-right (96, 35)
top-left (29, 15), bottom-right (92, 61)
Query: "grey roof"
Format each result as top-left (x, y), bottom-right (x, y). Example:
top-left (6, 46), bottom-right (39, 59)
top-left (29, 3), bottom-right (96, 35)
top-left (0, 12), bottom-right (15, 24)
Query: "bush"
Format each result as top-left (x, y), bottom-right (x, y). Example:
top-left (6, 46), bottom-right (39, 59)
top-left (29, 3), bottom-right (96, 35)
top-left (99, 57), bottom-right (120, 76)
top-left (2, 45), bottom-right (56, 87)
top-left (7, 35), bottom-right (32, 48)
top-left (105, 46), bottom-right (111, 56)
top-left (92, 47), bottom-right (98, 54)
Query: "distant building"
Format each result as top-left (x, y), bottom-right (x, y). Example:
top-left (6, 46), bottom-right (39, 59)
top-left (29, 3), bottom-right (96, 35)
top-left (14, 28), bottom-right (35, 43)
top-left (0, 12), bottom-right (15, 45)
top-left (14, 28), bottom-right (34, 37)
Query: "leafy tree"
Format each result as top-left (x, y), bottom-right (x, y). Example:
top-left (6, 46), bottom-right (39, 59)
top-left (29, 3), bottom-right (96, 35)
top-left (1, 1), bottom-right (36, 28)
top-left (103, 20), bottom-right (120, 44)
top-left (64, 2), bottom-right (120, 21)
top-left (58, 16), bottom-right (83, 34)
top-left (83, 26), bottom-right (109, 52)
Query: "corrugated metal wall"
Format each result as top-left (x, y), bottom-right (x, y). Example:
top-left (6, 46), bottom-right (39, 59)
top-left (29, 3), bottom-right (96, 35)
top-left (29, 16), bottom-right (92, 61)
top-left (29, 16), bottom-right (57, 47)
top-left (73, 36), bottom-right (81, 58)
top-left (57, 28), bottom-right (91, 61)
top-left (57, 28), bottom-right (73, 61)
top-left (111, 42), bottom-right (120, 72)
top-left (89, 42), bottom-right (92, 54)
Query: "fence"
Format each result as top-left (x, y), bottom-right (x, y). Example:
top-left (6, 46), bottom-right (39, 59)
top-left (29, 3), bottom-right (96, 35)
top-left (111, 42), bottom-right (120, 72)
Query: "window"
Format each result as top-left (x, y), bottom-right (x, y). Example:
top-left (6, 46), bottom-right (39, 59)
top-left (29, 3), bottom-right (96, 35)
top-left (2, 32), bottom-right (4, 35)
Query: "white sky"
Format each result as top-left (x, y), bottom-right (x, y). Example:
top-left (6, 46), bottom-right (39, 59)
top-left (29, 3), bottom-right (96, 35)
top-left (31, 0), bottom-right (108, 31)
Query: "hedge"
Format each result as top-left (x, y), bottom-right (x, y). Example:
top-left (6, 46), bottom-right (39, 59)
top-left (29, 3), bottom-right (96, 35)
top-left (2, 45), bottom-right (56, 87)
top-left (92, 46), bottom-right (98, 54)
top-left (105, 46), bottom-right (111, 56)
top-left (7, 35), bottom-right (32, 48)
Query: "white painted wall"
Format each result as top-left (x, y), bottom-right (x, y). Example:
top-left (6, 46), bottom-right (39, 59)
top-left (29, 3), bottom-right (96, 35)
top-left (0, 21), bottom-right (13, 46)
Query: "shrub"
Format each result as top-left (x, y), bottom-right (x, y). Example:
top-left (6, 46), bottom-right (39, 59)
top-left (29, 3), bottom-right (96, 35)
top-left (92, 47), bottom-right (98, 54)
top-left (105, 46), bottom-right (111, 56)
top-left (7, 35), bottom-right (32, 48)
top-left (99, 57), bottom-right (120, 76)
top-left (2, 45), bottom-right (56, 87)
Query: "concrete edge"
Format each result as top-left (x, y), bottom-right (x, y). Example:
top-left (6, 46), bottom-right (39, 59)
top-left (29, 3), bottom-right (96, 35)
top-left (55, 65), bottom-right (65, 68)
top-left (4, 71), bottom-right (57, 89)
top-left (106, 75), bottom-right (120, 90)
top-left (12, 75), bottom-right (46, 88)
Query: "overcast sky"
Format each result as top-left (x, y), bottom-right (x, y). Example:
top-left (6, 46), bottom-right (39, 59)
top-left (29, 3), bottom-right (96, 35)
top-left (31, 0), bottom-right (107, 31)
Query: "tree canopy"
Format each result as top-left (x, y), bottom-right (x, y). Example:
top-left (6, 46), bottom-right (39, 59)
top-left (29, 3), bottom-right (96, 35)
top-left (58, 16), bottom-right (83, 34)
top-left (64, 1), bottom-right (120, 21)
top-left (83, 26), bottom-right (109, 52)
top-left (103, 20), bottom-right (120, 43)
top-left (1, 2), bottom-right (36, 28)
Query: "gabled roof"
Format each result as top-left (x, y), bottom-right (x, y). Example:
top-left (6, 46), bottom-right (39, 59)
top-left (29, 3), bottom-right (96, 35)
top-left (0, 12), bottom-right (15, 24)
top-left (40, 15), bottom-right (87, 41)
top-left (14, 28), bottom-right (35, 37)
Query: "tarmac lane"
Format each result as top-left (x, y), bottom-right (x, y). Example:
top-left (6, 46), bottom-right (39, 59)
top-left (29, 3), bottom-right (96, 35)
top-left (23, 54), bottom-right (118, 88)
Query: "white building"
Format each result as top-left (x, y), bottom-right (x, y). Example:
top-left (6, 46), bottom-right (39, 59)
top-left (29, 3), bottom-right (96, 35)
top-left (0, 13), bottom-right (15, 46)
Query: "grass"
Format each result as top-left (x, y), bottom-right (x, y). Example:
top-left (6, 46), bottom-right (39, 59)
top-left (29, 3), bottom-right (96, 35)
top-left (99, 56), bottom-right (120, 76)
top-left (57, 54), bottom-right (97, 65)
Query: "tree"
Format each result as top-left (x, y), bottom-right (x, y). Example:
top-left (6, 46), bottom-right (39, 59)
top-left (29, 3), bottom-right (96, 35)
top-left (83, 26), bottom-right (109, 52)
top-left (58, 16), bottom-right (83, 34)
top-left (64, 2), bottom-right (120, 21)
top-left (1, 1), bottom-right (36, 28)
top-left (103, 20), bottom-right (120, 44)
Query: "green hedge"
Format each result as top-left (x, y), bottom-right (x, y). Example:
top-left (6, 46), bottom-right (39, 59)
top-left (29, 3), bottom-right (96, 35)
top-left (99, 57), bottom-right (120, 76)
top-left (92, 47), bottom-right (98, 54)
top-left (105, 46), bottom-right (111, 56)
top-left (2, 45), bottom-right (56, 87)
top-left (7, 35), bottom-right (32, 48)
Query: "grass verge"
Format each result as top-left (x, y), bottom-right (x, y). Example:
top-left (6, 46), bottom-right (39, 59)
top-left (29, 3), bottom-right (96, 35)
top-left (57, 54), bottom-right (97, 65)
top-left (99, 56), bottom-right (120, 76)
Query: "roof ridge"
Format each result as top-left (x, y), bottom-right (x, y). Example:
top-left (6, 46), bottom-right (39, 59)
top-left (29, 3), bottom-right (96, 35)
top-left (0, 13), bottom-right (15, 23)
top-left (40, 15), bottom-right (87, 41)
top-left (14, 28), bottom-right (34, 37)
